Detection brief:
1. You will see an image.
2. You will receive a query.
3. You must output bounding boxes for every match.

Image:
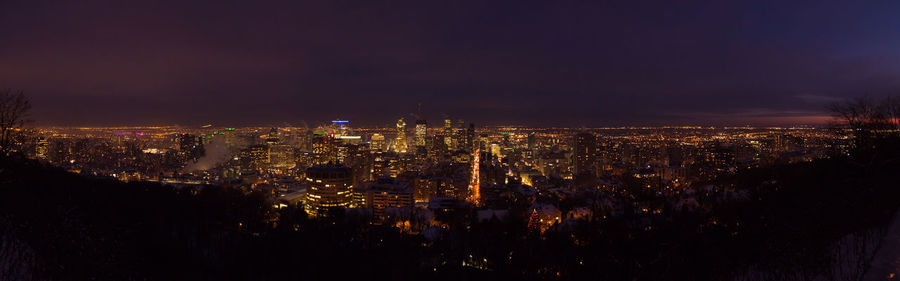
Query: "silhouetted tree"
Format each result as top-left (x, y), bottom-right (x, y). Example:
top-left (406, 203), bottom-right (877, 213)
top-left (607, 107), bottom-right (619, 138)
top-left (829, 96), bottom-right (900, 165)
top-left (0, 90), bottom-right (31, 154)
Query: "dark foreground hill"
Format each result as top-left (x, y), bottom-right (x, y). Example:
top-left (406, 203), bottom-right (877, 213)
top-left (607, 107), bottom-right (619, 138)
top-left (1, 153), bottom-right (898, 281)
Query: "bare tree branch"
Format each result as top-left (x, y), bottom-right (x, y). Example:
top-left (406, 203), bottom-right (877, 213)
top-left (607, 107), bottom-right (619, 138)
top-left (0, 90), bottom-right (32, 154)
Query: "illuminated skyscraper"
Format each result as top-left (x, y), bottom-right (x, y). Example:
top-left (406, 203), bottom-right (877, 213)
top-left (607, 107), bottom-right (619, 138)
top-left (443, 118), bottom-right (453, 148)
top-left (573, 132), bottom-right (597, 175)
top-left (414, 119), bottom-right (427, 148)
top-left (310, 133), bottom-right (336, 164)
top-left (304, 164), bottom-right (353, 217)
top-left (268, 144), bottom-right (295, 170)
top-left (452, 119), bottom-right (466, 150)
top-left (34, 137), bottom-right (49, 159)
top-left (370, 133), bottom-right (386, 152)
top-left (241, 144), bottom-right (269, 172)
top-left (394, 118), bottom-right (408, 153)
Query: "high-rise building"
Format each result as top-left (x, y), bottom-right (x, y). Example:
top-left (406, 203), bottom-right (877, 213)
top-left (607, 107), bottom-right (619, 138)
top-left (222, 127), bottom-right (237, 150)
top-left (527, 132), bottom-right (537, 151)
top-left (242, 144), bottom-right (269, 171)
top-left (304, 164), bottom-right (353, 217)
top-left (573, 132), bottom-right (597, 175)
top-left (414, 119), bottom-right (427, 148)
top-left (364, 178), bottom-right (414, 224)
top-left (337, 143), bottom-right (373, 187)
top-left (394, 118), bottom-right (408, 153)
top-left (177, 133), bottom-right (204, 161)
top-left (466, 123), bottom-right (475, 152)
top-left (374, 152), bottom-right (400, 177)
top-left (268, 144), bottom-right (295, 171)
top-left (265, 128), bottom-right (280, 145)
top-left (34, 137), bottom-right (49, 159)
top-left (443, 118), bottom-right (453, 148)
top-left (310, 129), bottom-right (336, 164)
top-left (370, 133), bottom-right (385, 152)
top-left (331, 120), bottom-right (349, 137)
top-left (452, 119), bottom-right (466, 151)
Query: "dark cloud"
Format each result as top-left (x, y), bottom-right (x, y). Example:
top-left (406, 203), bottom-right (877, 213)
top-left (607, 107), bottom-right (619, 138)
top-left (1, 0), bottom-right (899, 126)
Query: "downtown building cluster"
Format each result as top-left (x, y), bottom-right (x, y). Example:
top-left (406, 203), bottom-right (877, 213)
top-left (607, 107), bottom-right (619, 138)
top-left (23, 122), bottom-right (847, 234)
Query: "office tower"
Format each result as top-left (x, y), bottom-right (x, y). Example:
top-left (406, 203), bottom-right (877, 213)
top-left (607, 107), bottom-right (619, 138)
top-left (466, 123), bottom-right (475, 152)
top-left (244, 144), bottom-right (269, 171)
top-left (34, 137), bottom-right (49, 159)
top-left (414, 119), bottom-right (427, 148)
top-left (373, 151), bottom-right (401, 178)
top-left (331, 120), bottom-right (349, 137)
top-left (336, 143), bottom-right (352, 164)
top-left (394, 118), bottom-right (408, 153)
top-left (490, 143), bottom-right (501, 159)
top-left (443, 118), bottom-right (453, 148)
top-left (337, 143), bottom-right (373, 187)
top-left (364, 178), bottom-right (414, 224)
top-left (268, 144), bottom-right (295, 170)
top-left (429, 135), bottom-right (448, 161)
top-left (527, 132), bottom-right (537, 151)
top-left (310, 129), bottom-right (336, 164)
top-left (222, 127), bottom-right (237, 150)
top-left (413, 176), bottom-right (456, 203)
top-left (370, 133), bottom-right (385, 152)
top-left (265, 127), bottom-right (280, 145)
top-left (304, 164), bottom-right (353, 217)
top-left (451, 119), bottom-right (465, 150)
top-left (177, 133), bottom-right (204, 160)
top-left (573, 132), bottom-right (597, 175)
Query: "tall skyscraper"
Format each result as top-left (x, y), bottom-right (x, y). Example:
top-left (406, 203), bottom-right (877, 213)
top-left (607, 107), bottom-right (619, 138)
top-left (34, 137), bottom-right (49, 159)
top-left (414, 119), bottom-right (427, 148)
top-left (394, 118), bottom-right (408, 153)
top-left (443, 118), bottom-right (453, 148)
top-left (304, 164), bottom-right (353, 217)
top-left (466, 123), bottom-right (475, 152)
top-left (573, 132), bottom-right (597, 175)
top-left (310, 129), bottom-right (336, 164)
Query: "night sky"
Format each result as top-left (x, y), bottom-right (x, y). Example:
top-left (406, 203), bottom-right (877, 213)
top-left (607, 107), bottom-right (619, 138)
top-left (2, 0), bottom-right (899, 127)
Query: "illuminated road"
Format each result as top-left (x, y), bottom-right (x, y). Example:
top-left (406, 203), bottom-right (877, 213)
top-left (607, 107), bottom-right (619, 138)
top-left (469, 148), bottom-right (480, 205)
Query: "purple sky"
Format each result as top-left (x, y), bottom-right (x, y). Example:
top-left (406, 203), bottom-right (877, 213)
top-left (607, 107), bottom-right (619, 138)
top-left (2, 0), bottom-right (900, 127)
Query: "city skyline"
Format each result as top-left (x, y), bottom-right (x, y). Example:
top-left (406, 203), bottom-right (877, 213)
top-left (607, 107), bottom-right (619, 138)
top-left (4, 1), bottom-right (900, 126)
top-left (3, 1), bottom-right (900, 280)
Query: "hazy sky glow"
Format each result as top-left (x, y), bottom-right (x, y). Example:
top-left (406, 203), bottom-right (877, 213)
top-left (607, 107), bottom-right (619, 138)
top-left (2, 0), bottom-right (900, 127)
